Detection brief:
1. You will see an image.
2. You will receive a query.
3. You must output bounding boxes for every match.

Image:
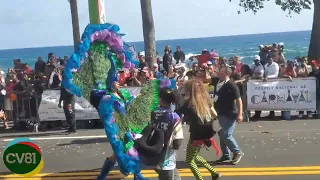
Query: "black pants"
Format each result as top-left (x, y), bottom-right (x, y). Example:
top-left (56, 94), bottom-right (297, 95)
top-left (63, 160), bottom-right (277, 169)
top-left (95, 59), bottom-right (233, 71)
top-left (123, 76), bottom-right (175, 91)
top-left (154, 168), bottom-right (180, 180)
top-left (63, 104), bottom-right (76, 130)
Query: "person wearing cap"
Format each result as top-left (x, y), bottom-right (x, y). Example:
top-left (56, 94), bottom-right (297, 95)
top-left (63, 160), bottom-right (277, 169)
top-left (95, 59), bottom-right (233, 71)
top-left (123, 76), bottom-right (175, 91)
top-left (250, 55), bottom-right (265, 79)
top-left (138, 52), bottom-right (147, 70)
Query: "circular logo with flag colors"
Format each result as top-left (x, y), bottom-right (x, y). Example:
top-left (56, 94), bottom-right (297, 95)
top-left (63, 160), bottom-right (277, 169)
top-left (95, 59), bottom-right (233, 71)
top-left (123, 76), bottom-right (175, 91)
top-left (2, 138), bottom-right (44, 177)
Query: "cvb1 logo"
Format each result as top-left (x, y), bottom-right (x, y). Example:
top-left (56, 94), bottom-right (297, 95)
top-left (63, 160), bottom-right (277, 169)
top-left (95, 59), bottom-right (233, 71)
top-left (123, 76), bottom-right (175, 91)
top-left (2, 138), bottom-right (44, 177)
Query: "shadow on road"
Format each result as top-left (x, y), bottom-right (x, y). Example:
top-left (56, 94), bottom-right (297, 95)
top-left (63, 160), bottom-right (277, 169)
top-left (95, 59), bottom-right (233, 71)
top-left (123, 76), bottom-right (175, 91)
top-left (57, 138), bottom-right (108, 146)
top-left (0, 131), bottom-right (67, 139)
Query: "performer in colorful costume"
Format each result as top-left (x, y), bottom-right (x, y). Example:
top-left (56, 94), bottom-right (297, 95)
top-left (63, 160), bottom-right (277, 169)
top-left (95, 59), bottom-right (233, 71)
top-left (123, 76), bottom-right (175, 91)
top-left (62, 23), bottom-right (174, 180)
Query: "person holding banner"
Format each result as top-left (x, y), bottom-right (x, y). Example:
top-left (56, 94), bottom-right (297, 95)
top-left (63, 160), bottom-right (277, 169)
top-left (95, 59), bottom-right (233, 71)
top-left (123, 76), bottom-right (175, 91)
top-left (211, 65), bottom-right (244, 165)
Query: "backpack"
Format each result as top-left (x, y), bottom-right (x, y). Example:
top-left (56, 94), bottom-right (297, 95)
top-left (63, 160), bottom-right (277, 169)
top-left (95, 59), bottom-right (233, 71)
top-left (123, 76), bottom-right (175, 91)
top-left (134, 124), bottom-right (166, 166)
top-left (134, 110), bottom-right (174, 166)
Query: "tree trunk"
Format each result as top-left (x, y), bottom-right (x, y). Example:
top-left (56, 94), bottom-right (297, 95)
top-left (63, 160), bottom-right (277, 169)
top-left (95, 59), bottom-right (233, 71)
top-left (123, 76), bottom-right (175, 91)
top-left (308, 0), bottom-right (320, 63)
top-left (140, 0), bottom-right (156, 68)
top-left (70, 0), bottom-right (81, 52)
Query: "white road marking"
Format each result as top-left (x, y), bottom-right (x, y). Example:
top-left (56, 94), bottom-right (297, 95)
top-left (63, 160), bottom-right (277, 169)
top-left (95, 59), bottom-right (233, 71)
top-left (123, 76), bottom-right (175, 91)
top-left (2, 135), bottom-right (106, 142)
top-left (2, 127), bottom-right (320, 142)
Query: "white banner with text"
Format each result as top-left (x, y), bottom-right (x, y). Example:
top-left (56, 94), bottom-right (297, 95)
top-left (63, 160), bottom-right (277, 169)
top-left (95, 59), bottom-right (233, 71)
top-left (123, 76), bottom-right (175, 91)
top-left (246, 77), bottom-right (317, 111)
top-left (39, 87), bottom-right (142, 121)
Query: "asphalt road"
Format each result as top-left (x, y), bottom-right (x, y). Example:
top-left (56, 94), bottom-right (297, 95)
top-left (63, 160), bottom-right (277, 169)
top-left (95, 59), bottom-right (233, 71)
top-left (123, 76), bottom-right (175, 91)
top-left (1, 120), bottom-right (320, 180)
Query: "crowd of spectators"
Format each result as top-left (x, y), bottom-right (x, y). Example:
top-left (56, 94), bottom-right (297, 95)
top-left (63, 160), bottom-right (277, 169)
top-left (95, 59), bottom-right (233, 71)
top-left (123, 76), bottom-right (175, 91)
top-left (123, 43), bottom-right (318, 121)
top-left (0, 53), bottom-right (65, 129)
top-left (1, 43), bottom-right (318, 130)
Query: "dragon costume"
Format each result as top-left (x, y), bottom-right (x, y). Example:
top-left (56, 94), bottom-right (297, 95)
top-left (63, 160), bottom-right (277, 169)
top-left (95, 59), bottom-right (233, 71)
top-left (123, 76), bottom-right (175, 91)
top-left (62, 23), bottom-right (175, 179)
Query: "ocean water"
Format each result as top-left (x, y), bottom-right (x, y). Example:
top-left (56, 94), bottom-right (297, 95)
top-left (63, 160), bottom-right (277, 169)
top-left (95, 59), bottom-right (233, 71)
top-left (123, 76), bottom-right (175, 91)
top-left (0, 30), bottom-right (311, 71)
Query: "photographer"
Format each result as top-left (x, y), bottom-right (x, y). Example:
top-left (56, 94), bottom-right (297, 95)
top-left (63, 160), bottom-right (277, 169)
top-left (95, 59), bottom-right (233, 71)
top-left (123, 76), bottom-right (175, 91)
top-left (48, 67), bottom-right (62, 89)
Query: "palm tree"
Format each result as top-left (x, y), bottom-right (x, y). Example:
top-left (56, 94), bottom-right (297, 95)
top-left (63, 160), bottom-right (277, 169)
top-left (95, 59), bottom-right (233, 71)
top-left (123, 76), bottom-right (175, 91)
top-left (308, 0), bottom-right (320, 63)
top-left (140, 0), bottom-right (156, 67)
top-left (69, 0), bottom-right (81, 51)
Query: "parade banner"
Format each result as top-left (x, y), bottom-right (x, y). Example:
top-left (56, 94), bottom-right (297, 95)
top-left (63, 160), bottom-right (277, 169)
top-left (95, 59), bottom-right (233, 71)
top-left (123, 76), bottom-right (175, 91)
top-left (39, 87), bottom-right (142, 121)
top-left (246, 77), bottom-right (316, 111)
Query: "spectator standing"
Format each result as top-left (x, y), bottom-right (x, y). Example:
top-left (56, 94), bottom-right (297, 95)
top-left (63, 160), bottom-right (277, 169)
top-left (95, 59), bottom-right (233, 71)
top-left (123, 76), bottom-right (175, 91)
top-left (262, 54), bottom-right (280, 119)
top-left (296, 57), bottom-right (312, 118)
top-left (186, 63), bottom-right (199, 79)
top-left (138, 52), bottom-right (147, 70)
top-left (250, 56), bottom-right (265, 120)
top-left (167, 64), bottom-right (177, 79)
top-left (125, 69), bottom-right (142, 86)
top-left (163, 46), bottom-right (173, 73)
top-left (185, 56), bottom-right (198, 69)
top-left (58, 82), bottom-right (76, 133)
top-left (35, 56), bottom-right (46, 74)
top-left (0, 71), bottom-right (7, 128)
top-left (152, 63), bottom-right (163, 79)
top-left (49, 67), bottom-right (62, 89)
top-left (250, 55), bottom-right (265, 79)
top-left (234, 56), bottom-right (243, 74)
top-left (280, 61), bottom-right (297, 80)
top-left (173, 46), bottom-right (185, 64)
top-left (264, 53), bottom-right (280, 79)
top-left (44, 53), bottom-right (57, 86)
top-left (211, 65), bottom-right (243, 165)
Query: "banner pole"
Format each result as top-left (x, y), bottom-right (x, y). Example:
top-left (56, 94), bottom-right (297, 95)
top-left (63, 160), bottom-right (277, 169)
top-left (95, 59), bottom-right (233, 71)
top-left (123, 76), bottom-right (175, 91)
top-left (88, 0), bottom-right (106, 24)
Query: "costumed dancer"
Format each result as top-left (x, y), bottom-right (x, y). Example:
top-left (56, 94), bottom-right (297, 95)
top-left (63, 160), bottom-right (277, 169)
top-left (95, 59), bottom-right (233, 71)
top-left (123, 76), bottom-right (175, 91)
top-left (90, 81), bottom-right (128, 180)
top-left (135, 87), bottom-right (184, 180)
top-left (176, 79), bottom-right (221, 180)
top-left (62, 23), bottom-right (174, 180)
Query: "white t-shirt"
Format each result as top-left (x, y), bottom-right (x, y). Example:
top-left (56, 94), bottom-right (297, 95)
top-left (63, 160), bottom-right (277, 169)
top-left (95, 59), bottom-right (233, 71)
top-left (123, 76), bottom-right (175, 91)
top-left (264, 62), bottom-right (279, 78)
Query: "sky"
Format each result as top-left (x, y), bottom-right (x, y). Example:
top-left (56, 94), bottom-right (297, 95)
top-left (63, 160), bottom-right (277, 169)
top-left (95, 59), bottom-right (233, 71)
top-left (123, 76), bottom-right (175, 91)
top-left (0, 0), bottom-right (314, 50)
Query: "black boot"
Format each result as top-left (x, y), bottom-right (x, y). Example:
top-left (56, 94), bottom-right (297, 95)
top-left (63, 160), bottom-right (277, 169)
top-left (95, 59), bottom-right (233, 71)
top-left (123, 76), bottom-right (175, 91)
top-left (96, 158), bottom-right (115, 180)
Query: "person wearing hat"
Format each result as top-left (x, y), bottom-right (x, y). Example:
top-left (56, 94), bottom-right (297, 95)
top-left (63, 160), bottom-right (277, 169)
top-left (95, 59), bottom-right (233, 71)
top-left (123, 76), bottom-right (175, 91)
top-left (138, 52), bottom-right (147, 70)
top-left (250, 55), bottom-right (265, 79)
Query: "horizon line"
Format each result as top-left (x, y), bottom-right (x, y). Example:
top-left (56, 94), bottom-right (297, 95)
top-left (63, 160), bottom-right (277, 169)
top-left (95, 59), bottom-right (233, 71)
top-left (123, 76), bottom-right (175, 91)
top-left (0, 29), bottom-right (311, 51)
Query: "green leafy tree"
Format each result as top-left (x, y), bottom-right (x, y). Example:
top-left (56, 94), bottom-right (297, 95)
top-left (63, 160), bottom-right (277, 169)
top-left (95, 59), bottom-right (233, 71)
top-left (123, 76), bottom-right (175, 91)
top-left (231, 0), bottom-right (320, 62)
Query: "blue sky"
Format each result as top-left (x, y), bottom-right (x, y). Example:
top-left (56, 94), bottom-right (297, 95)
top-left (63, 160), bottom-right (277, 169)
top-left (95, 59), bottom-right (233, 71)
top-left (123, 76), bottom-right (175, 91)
top-left (0, 0), bottom-right (313, 50)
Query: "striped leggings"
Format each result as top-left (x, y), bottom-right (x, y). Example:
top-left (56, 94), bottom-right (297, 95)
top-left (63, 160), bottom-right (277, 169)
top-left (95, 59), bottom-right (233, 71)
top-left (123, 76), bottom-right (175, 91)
top-left (185, 140), bottom-right (218, 180)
